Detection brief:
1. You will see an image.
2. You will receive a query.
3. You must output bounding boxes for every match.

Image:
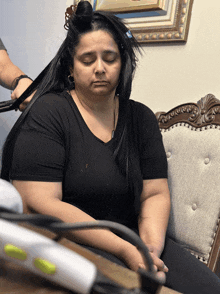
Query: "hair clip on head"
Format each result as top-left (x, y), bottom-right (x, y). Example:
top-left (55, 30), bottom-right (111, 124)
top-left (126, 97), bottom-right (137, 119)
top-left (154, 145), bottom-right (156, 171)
top-left (126, 30), bottom-right (133, 39)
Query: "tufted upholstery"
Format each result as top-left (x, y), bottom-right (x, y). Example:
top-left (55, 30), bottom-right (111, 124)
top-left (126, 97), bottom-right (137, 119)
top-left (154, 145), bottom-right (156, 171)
top-left (162, 124), bottom-right (220, 262)
top-left (156, 94), bottom-right (220, 275)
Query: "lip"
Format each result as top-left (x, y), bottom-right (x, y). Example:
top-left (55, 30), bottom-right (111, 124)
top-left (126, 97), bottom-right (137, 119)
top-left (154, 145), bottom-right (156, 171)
top-left (93, 81), bottom-right (108, 84)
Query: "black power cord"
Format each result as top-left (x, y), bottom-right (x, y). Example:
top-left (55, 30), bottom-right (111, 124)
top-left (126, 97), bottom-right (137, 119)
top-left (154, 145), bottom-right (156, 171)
top-left (0, 208), bottom-right (164, 293)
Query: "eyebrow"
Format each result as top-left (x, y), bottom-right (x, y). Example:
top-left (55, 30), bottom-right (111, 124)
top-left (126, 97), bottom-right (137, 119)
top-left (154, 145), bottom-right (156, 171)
top-left (79, 50), bottom-right (118, 57)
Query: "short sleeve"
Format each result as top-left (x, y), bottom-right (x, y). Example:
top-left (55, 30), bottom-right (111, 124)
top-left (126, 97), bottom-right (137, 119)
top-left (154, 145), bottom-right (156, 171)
top-left (10, 94), bottom-right (67, 182)
top-left (0, 39), bottom-right (7, 51)
top-left (133, 102), bottom-right (168, 180)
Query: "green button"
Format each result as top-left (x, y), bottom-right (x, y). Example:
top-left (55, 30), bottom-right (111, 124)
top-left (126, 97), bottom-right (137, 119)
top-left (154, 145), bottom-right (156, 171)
top-left (4, 244), bottom-right (27, 260)
top-left (34, 258), bottom-right (56, 275)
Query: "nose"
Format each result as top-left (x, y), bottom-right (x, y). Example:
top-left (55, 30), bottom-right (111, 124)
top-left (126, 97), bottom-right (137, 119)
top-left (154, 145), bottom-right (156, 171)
top-left (94, 58), bottom-right (106, 74)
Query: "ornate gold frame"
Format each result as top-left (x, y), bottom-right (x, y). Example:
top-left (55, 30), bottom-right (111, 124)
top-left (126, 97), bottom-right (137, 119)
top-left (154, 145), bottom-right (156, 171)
top-left (94, 0), bottom-right (167, 14)
top-left (70, 0), bottom-right (194, 43)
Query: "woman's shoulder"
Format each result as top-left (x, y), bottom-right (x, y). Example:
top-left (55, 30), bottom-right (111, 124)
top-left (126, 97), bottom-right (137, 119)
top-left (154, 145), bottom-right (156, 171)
top-left (28, 91), bottom-right (72, 117)
top-left (33, 91), bottom-right (70, 108)
top-left (24, 91), bottom-right (73, 131)
top-left (127, 100), bottom-right (162, 140)
top-left (128, 99), bottom-right (156, 121)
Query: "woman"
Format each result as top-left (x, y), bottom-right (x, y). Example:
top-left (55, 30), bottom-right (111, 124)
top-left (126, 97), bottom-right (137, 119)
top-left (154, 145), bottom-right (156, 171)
top-left (1, 1), bottom-right (220, 293)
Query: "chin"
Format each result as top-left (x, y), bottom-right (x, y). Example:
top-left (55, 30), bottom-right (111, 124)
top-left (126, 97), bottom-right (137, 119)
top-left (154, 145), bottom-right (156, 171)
top-left (94, 91), bottom-right (114, 97)
top-left (93, 86), bottom-right (117, 95)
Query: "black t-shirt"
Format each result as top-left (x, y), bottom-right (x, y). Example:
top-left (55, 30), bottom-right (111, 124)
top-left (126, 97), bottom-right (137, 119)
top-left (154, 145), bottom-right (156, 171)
top-left (10, 91), bottom-right (167, 229)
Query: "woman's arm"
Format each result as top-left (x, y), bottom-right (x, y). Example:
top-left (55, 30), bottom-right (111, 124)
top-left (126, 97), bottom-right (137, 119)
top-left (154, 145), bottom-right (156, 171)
top-left (138, 178), bottom-right (170, 272)
top-left (0, 49), bottom-right (33, 110)
top-left (13, 180), bottom-right (146, 272)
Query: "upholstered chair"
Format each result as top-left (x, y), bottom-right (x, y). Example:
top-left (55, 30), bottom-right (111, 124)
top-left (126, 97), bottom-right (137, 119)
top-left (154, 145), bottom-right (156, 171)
top-left (156, 94), bottom-right (220, 277)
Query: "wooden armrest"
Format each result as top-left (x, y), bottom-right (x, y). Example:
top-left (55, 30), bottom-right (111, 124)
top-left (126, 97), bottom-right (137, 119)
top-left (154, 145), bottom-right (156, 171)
top-left (208, 222), bottom-right (220, 277)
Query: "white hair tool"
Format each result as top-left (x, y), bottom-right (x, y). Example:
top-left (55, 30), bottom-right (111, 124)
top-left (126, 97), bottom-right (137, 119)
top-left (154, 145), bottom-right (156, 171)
top-left (0, 218), bottom-right (97, 294)
top-left (0, 179), bottom-right (97, 293)
top-left (0, 179), bottom-right (23, 213)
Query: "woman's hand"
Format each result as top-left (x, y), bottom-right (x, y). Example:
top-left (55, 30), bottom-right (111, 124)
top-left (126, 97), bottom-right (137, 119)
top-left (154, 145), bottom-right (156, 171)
top-left (119, 242), bottom-right (167, 283)
top-left (118, 242), bottom-right (168, 273)
top-left (119, 242), bottom-right (147, 272)
top-left (144, 244), bottom-right (168, 272)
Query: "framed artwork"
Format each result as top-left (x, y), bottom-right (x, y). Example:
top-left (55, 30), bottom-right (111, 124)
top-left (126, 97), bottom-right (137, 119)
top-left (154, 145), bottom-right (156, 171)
top-left (70, 0), bottom-right (194, 43)
top-left (94, 0), bottom-right (168, 14)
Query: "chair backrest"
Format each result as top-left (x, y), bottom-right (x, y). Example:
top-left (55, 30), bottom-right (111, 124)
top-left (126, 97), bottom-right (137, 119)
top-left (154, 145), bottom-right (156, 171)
top-left (156, 94), bottom-right (220, 273)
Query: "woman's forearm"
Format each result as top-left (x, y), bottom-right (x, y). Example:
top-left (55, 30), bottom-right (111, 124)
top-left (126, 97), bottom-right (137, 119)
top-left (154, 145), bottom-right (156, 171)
top-left (138, 180), bottom-right (170, 256)
top-left (12, 180), bottom-right (147, 271)
top-left (42, 199), bottom-right (130, 256)
top-left (13, 180), bottom-right (128, 257)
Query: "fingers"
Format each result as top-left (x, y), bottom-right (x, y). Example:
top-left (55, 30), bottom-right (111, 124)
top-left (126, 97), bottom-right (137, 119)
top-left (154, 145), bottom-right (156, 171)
top-left (147, 245), bottom-right (168, 273)
top-left (19, 97), bottom-right (31, 111)
top-left (139, 249), bottom-right (168, 273)
top-left (10, 92), bottom-right (34, 111)
top-left (155, 270), bottom-right (166, 284)
top-left (11, 91), bottom-right (16, 100)
top-left (138, 263), bottom-right (146, 270)
top-left (10, 78), bottom-right (33, 110)
top-left (138, 264), bottom-right (166, 284)
top-left (138, 257), bottom-right (168, 274)
top-left (156, 261), bottom-right (168, 272)
top-left (150, 253), bottom-right (168, 273)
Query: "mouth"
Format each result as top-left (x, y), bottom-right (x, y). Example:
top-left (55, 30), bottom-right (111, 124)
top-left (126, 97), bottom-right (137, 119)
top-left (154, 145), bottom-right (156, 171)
top-left (93, 81), bottom-right (108, 85)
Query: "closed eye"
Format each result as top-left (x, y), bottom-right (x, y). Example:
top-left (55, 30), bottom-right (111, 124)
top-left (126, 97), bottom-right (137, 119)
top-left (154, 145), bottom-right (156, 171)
top-left (103, 52), bottom-right (118, 63)
top-left (104, 58), bottom-right (116, 64)
top-left (83, 61), bottom-right (94, 66)
top-left (78, 51), bottom-right (119, 66)
top-left (82, 58), bottom-right (116, 66)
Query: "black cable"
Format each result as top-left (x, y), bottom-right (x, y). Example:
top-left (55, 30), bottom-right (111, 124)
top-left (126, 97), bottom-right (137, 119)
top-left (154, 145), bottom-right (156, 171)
top-left (0, 210), bottom-right (164, 293)
top-left (51, 221), bottom-right (154, 272)
top-left (91, 283), bottom-right (147, 294)
top-left (92, 272), bottom-right (147, 294)
top-left (0, 211), bottom-right (154, 272)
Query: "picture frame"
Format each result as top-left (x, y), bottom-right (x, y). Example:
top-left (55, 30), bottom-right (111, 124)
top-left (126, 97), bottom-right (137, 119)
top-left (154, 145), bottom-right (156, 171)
top-left (94, 0), bottom-right (168, 14)
top-left (71, 0), bottom-right (194, 43)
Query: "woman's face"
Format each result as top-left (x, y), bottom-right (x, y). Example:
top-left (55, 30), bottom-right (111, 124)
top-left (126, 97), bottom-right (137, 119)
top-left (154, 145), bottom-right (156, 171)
top-left (71, 30), bottom-right (121, 98)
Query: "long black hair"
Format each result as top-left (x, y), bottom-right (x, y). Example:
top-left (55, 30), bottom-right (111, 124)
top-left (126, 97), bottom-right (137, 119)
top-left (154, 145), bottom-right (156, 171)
top-left (1, 0), bottom-right (141, 181)
top-left (36, 0), bottom-right (141, 100)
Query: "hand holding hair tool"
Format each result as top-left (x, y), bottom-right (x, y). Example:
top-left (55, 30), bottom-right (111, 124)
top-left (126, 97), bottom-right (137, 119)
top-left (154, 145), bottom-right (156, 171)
top-left (0, 61), bottom-right (51, 113)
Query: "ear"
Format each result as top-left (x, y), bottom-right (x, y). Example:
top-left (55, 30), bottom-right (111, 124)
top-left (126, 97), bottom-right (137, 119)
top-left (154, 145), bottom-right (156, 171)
top-left (69, 66), bottom-right (74, 76)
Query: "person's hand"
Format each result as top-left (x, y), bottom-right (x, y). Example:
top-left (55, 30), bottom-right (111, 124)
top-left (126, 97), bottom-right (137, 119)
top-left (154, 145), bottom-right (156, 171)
top-left (141, 244), bottom-right (168, 281)
top-left (119, 242), bottom-right (147, 272)
top-left (11, 78), bottom-right (34, 111)
top-left (118, 242), bottom-right (167, 283)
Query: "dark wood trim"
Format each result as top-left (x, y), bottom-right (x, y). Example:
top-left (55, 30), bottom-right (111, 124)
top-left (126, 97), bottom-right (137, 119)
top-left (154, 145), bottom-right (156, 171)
top-left (207, 220), bottom-right (220, 277)
top-left (156, 94), bottom-right (220, 129)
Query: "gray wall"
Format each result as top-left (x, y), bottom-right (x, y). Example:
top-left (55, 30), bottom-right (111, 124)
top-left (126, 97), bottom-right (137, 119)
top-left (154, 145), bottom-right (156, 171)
top-left (0, 0), bottom-right (69, 152)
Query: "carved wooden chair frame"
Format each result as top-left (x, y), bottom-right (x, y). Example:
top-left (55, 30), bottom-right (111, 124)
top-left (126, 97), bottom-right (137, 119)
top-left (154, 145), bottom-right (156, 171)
top-left (156, 93), bottom-right (220, 276)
